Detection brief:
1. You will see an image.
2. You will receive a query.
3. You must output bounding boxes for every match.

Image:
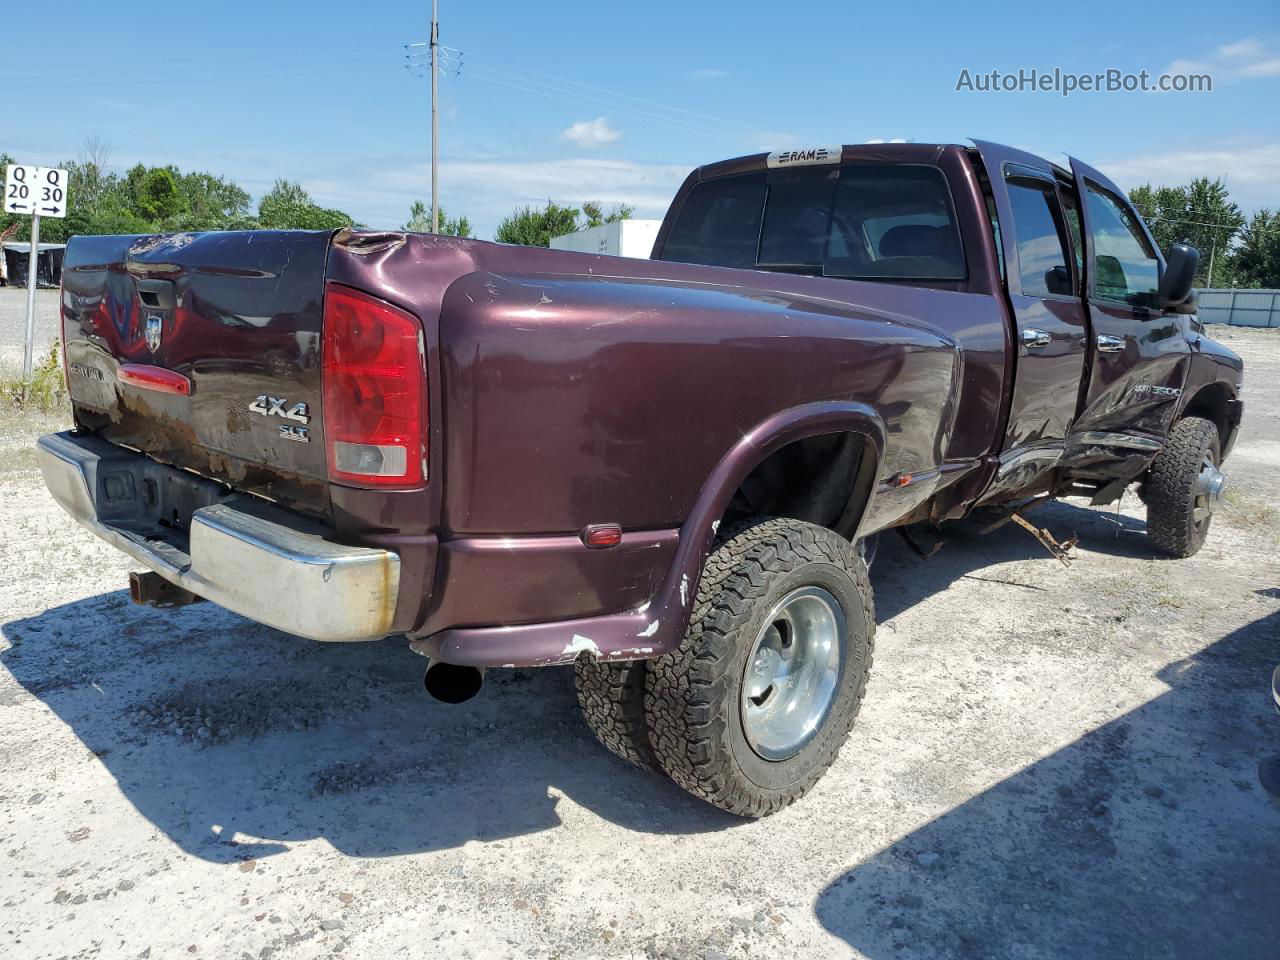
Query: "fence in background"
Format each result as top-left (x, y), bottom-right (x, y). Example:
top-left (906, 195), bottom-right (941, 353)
top-left (1197, 288), bottom-right (1280, 328)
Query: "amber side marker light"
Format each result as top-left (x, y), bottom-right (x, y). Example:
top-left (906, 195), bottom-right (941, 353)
top-left (322, 284), bottom-right (426, 488)
top-left (582, 523), bottom-right (623, 548)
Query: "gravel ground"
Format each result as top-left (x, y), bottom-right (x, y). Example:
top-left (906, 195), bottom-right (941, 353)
top-left (1, 325), bottom-right (1278, 959)
top-left (0, 288), bottom-right (60, 368)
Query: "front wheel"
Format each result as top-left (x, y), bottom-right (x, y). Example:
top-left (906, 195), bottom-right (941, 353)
top-left (644, 518), bottom-right (874, 817)
top-left (1146, 416), bottom-right (1224, 558)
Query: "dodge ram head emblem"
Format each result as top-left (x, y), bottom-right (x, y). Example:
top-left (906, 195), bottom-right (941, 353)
top-left (145, 315), bottom-right (163, 353)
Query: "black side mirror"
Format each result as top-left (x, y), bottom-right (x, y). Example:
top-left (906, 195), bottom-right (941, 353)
top-left (1045, 265), bottom-right (1072, 296)
top-left (1159, 243), bottom-right (1199, 309)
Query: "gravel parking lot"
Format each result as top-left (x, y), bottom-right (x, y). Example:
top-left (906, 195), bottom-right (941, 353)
top-left (1, 319), bottom-right (1277, 959)
top-left (0, 288), bottom-right (60, 368)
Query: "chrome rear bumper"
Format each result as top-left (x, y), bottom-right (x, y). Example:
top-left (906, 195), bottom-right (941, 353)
top-left (37, 432), bottom-right (400, 642)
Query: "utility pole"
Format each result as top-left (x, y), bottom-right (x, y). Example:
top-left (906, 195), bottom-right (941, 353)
top-left (431, 0), bottom-right (440, 234)
top-left (23, 212), bottom-right (40, 382)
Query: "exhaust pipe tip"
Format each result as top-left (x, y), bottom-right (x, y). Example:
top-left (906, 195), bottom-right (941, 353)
top-left (424, 661), bottom-right (485, 704)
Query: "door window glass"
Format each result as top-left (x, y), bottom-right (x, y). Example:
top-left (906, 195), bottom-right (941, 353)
top-left (1005, 180), bottom-right (1073, 298)
top-left (1083, 183), bottom-right (1159, 308)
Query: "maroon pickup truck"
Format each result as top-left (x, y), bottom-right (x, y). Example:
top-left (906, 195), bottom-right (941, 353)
top-left (40, 141), bottom-right (1242, 816)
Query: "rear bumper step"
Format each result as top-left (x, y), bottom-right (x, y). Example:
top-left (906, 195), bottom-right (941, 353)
top-left (37, 432), bottom-right (400, 642)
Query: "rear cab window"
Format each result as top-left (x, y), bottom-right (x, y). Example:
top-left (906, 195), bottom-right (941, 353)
top-left (1003, 174), bottom-right (1075, 298)
top-left (657, 162), bottom-right (966, 285)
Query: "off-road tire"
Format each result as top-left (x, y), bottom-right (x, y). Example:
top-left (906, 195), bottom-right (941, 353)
top-left (644, 518), bottom-right (874, 817)
top-left (1146, 416), bottom-right (1219, 558)
top-left (574, 659), bottom-right (658, 771)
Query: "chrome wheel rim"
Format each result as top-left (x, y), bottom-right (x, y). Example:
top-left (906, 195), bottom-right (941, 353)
top-left (1192, 454), bottom-right (1225, 525)
top-left (740, 586), bottom-right (845, 761)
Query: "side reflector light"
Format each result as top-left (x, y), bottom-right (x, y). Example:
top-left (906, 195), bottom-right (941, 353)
top-left (322, 284), bottom-right (425, 488)
top-left (582, 523), bottom-right (623, 549)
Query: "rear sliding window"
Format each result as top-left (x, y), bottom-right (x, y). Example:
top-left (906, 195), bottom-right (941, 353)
top-left (659, 164), bottom-right (965, 282)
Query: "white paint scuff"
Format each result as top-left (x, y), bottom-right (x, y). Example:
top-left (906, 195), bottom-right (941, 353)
top-left (680, 575), bottom-right (690, 607)
top-left (636, 620), bottom-right (659, 638)
top-left (561, 634), bottom-right (601, 658)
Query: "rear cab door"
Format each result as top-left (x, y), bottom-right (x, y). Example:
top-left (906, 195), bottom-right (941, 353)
top-left (1065, 158), bottom-right (1191, 461)
top-left (973, 140), bottom-right (1089, 497)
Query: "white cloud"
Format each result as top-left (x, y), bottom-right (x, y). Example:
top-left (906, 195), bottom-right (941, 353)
top-left (1163, 36), bottom-right (1280, 83)
top-left (1096, 142), bottom-right (1280, 212)
top-left (310, 155), bottom-right (694, 239)
top-left (743, 131), bottom-right (804, 151)
top-left (559, 117), bottom-right (623, 149)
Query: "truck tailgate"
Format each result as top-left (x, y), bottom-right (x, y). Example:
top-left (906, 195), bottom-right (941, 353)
top-left (61, 230), bottom-right (333, 518)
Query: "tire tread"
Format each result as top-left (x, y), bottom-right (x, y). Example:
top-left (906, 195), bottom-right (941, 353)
top-left (1146, 416), bottom-right (1218, 558)
top-left (644, 518), bottom-right (875, 817)
top-left (574, 659), bottom-right (659, 771)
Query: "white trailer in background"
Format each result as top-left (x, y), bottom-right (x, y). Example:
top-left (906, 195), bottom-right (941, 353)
top-left (550, 219), bottom-right (662, 259)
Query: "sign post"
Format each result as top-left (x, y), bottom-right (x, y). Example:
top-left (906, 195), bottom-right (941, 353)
top-left (4, 164), bottom-right (69, 382)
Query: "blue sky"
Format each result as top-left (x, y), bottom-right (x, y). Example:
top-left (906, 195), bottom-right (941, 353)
top-left (3, 0), bottom-right (1278, 238)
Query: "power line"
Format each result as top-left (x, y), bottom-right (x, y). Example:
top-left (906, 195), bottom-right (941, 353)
top-left (1136, 211), bottom-right (1280, 234)
top-left (463, 59), bottom-right (767, 136)
top-left (460, 66), bottom-right (754, 144)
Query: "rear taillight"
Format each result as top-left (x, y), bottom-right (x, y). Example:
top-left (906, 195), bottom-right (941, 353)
top-left (322, 283), bottom-right (426, 488)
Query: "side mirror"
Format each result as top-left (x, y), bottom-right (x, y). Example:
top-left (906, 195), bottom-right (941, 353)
top-left (1159, 243), bottom-right (1199, 309)
top-left (1045, 265), bottom-right (1072, 296)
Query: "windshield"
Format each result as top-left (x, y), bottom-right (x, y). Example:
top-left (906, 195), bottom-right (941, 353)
top-left (658, 163), bottom-right (966, 282)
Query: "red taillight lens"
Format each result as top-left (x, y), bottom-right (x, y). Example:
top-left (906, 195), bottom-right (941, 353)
top-left (322, 284), bottom-right (425, 488)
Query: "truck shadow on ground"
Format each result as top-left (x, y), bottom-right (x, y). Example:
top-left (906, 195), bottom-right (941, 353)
top-left (3, 599), bottom-right (741, 862)
top-left (815, 606), bottom-right (1280, 960)
top-left (0, 497), bottom-right (1178, 864)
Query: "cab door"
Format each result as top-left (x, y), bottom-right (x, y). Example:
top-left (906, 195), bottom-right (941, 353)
top-left (974, 141), bottom-right (1089, 497)
top-left (1065, 157), bottom-right (1191, 459)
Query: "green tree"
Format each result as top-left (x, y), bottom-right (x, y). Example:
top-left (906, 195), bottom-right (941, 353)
top-left (1182, 177), bottom-right (1244, 285)
top-left (1129, 183), bottom-right (1186, 254)
top-left (1227, 209), bottom-right (1280, 288)
top-left (257, 179), bottom-right (353, 230)
top-left (581, 200), bottom-right (634, 228)
top-left (173, 171), bottom-right (253, 230)
top-left (64, 195), bottom-right (151, 238)
top-left (495, 200), bottom-right (581, 246)
top-left (135, 167), bottom-right (185, 221)
top-left (1129, 177), bottom-right (1244, 285)
top-left (403, 200), bottom-right (472, 237)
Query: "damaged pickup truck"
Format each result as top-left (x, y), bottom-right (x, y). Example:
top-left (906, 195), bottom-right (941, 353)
top-left (40, 141), bottom-right (1242, 816)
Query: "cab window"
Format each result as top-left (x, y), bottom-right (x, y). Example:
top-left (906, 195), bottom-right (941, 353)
top-left (660, 173), bottom-right (765, 269)
top-left (1083, 182), bottom-right (1159, 308)
top-left (1004, 178), bottom-right (1074, 298)
top-left (658, 164), bottom-right (966, 284)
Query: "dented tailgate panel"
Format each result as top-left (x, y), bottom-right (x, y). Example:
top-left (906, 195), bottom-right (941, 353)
top-left (61, 231), bottom-right (334, 518)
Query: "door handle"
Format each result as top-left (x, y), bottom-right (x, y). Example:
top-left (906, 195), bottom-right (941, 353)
top-left (1096, 334), bottom-right (1124, 353)
top-left (1021, 328), bottom-right (1051, 349)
